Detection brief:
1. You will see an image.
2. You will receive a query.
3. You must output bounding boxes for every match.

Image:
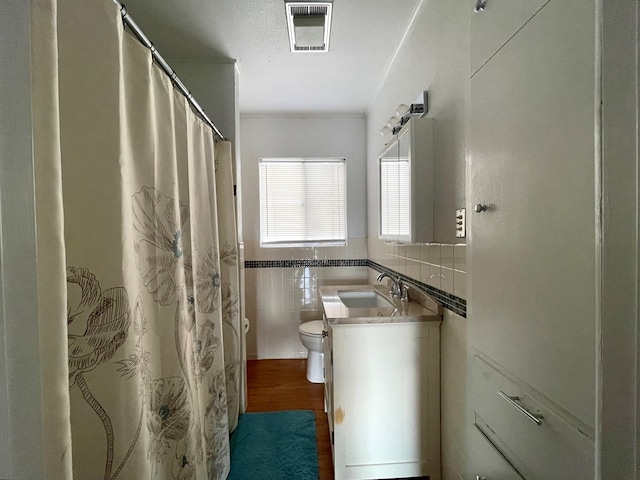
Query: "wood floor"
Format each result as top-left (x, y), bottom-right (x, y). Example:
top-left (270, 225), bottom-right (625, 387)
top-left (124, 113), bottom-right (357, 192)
top-left (246, 359), bottom-right (334, 480)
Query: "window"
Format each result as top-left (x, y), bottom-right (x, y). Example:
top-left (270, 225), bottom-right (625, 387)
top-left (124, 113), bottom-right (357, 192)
top-left (259, 158), bottom-right (346, 247)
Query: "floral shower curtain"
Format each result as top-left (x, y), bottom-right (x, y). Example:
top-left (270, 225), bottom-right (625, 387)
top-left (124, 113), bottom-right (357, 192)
top-left (29, 0), bottom-right (241, 478)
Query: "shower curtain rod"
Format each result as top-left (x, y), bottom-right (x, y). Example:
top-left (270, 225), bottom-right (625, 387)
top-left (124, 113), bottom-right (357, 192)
top-left (112, 0), bottom-right (227, 142)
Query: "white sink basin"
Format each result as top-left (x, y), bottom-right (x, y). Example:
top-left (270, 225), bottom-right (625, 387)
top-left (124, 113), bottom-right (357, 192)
top-left (337, 290), bottom-right (395, 309)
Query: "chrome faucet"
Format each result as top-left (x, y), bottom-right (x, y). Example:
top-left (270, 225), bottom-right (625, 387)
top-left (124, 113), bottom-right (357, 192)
top-left (376, 272), bottom-right (402, 299)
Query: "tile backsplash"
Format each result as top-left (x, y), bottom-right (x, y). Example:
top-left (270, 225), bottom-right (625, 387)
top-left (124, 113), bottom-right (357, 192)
top-left (244, 238), bottom-right (369, 360)
top-left (244, 237), bottom-right (466, 360)
top-left (367, 238), bottom-right (467, 300)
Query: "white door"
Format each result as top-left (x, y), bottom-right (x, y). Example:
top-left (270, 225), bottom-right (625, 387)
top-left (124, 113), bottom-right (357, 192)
top-left (468, 0), bottom-right (596, 428)
top-left (470, 0), bottom-right (550, 75)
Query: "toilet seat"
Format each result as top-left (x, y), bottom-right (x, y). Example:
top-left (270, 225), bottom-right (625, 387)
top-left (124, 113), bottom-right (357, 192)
top-left (299, 320), bottom-right (324, 336)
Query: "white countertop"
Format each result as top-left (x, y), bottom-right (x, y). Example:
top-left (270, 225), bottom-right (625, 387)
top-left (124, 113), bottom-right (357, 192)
top-left (319, 284), bottom-right (442, 326)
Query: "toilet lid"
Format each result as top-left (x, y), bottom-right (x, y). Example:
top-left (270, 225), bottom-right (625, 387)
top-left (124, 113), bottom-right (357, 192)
top-left (299, 320), bottom-right (324, 336)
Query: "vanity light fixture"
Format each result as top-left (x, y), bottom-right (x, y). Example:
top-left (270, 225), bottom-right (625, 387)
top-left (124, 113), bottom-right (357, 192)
top-left (396, 104), bottom-right (410, 116)
top-left (380, 91), bottom-right (429, 135)
top-left (285, 1), bottom-right (333, 52)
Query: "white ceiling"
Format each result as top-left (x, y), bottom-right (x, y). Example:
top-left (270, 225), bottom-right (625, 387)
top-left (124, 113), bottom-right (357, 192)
top-left (120, 0), bottom-right (421, 114)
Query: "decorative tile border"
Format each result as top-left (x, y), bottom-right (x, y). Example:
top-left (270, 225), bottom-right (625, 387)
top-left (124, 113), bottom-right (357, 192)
top-left (367, 260), bottom-right (467, 318)
top-left (243, 258), bottom-right (467, 318)
top-left (244, 259), bottom-right (368, 268)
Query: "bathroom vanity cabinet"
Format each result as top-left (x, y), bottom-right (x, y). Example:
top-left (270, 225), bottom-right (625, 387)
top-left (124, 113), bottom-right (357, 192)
top-left (320, 285), bottom-right (442, 480)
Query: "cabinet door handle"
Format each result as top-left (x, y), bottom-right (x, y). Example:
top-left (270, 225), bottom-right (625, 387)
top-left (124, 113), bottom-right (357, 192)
top-left (498, 391), bottom-right (543, 426)
top-left (322, 330), bottom-right (328, 338)
top-left (474, 0), bottom-right (487, 13)
top-left (474, 203), bottom-right (488, 213)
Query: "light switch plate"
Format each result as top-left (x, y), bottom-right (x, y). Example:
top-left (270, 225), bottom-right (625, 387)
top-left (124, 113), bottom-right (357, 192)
top-left (456, 208), bottom-right (466, 238)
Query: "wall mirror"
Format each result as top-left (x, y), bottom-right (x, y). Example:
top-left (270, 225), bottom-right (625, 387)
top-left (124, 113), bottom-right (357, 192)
top-left (378, 117), bottom-right (433, 243)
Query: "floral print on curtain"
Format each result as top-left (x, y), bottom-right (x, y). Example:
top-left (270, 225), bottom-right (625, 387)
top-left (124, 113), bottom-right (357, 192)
top-left (56, 1), bottom-right (240, 478)
top-left (129, 186), bottom-right (230, 479)
top-left (65, 185), bottom-right (235, 480)
top-left (132, 186), bottom-right (193, 306)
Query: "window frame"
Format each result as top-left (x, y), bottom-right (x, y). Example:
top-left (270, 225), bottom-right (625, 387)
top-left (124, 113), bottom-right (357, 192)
top-left (258, 157), bottom-right (348, 248)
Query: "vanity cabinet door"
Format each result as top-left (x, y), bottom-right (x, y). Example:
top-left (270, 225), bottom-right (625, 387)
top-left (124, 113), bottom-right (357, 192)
top-left (469, 0), bottom-right (596, 434)
top-left (470, 0), bottom-right (549, 75)
top-left (330, 322), bottom-right (441, 480)
top-left (322, 314), bottom-right (334, 452)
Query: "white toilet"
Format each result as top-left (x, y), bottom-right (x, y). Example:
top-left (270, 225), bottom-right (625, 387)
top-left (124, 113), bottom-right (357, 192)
top-left (298, 320), bottom-right (325, 383)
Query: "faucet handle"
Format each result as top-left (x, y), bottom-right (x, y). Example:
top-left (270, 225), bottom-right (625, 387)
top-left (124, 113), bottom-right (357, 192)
top-left (400, 283), bottom-right (410, 302)
top-left (390, 277), bottom-right (401, 299)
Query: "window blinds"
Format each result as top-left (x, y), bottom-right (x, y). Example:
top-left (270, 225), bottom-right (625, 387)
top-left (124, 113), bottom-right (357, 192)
top-left (259, 158), bottom-right (346, 246)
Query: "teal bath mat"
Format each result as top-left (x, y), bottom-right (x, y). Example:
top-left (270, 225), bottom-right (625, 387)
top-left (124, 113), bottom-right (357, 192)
top-left (228, 410), bottom-right (319, 480)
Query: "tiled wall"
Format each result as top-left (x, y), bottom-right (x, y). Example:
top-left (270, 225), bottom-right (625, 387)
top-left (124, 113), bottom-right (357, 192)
top-left (244, 238), bottom-right (368, 359)
top-left (440, 309), bottom-right (467, 480)
top-left (244, 237), bottom-right (468, 360)
top-left (367, 238), bottom-right (467, 300)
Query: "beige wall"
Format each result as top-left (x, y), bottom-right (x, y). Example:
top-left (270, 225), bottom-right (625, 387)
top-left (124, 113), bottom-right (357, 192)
top-left (440, 310), bottom-right (467, 480)
top-left (240, 114), bottom-right (369, 360)
top-left (366, 1), bottom-right (469, 245)
top-left (599, 0), bottom-right (640, 473)
top-left (241, 114), bottom-right (367, 243)
top-left (171, 61), bottom-right (238, 146)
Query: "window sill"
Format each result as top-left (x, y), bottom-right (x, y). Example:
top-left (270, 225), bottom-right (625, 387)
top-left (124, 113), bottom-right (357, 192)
top-left (260, 241), bottom-right (347, 249)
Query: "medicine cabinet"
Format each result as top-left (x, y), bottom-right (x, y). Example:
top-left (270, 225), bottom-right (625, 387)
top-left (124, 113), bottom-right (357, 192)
top-left (378, 116), bottom-right (434, 243)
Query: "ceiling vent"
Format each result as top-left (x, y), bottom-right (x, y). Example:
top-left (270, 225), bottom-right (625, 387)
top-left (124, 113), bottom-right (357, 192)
top-left (285, 1), bottom-right (333, 52)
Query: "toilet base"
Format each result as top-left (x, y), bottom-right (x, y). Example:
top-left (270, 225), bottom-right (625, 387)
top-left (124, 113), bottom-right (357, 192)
top-left (306, 350), bottom-right (324, 383)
